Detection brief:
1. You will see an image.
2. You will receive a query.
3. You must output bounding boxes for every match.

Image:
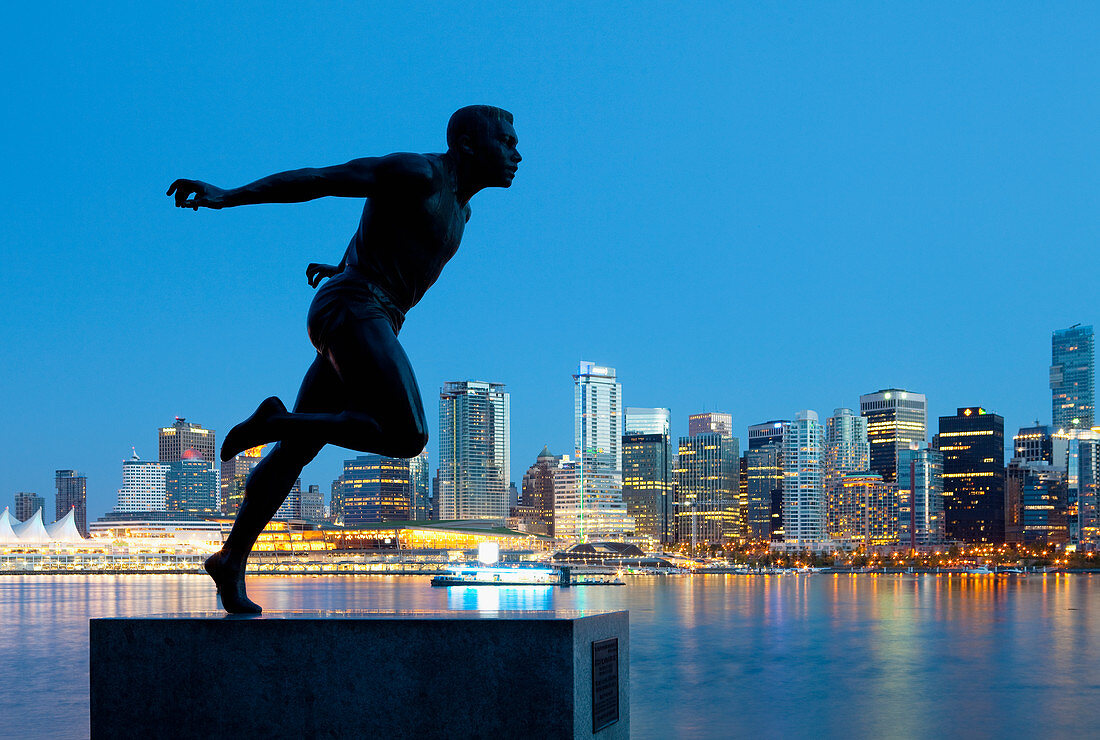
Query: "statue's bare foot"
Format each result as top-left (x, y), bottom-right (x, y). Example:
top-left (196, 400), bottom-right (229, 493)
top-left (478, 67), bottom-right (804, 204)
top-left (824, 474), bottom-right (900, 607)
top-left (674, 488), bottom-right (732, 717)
top-left (220, 396), bottom-right (286, 461)
top-left (204, 550), bottom-right (262, 614)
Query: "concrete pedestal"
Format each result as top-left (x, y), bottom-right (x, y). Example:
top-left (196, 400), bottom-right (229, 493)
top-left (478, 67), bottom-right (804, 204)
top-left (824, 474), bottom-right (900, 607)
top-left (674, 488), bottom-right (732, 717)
top-left (90, 609), bottom-right (628, 739)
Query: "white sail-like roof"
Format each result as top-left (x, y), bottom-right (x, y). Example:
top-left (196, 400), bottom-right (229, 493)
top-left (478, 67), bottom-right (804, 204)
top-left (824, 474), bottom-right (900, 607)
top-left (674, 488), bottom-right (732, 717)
top-left (0, 508), bottom-right (17, 544)
top-left (12, 508), bottom-right (50, 543)
top-left (45, 508), bottom-right (85, 543)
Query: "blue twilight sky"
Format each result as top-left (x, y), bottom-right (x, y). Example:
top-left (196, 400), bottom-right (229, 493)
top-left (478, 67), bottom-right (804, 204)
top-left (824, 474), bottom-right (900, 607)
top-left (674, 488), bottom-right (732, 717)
top-left (1, 3), bottom-right (1097, 519)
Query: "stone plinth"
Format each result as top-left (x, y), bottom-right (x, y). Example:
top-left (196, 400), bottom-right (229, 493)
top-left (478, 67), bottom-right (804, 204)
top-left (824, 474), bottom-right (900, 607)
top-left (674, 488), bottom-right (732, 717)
top-left (90, 609), bottom-right (628, 739)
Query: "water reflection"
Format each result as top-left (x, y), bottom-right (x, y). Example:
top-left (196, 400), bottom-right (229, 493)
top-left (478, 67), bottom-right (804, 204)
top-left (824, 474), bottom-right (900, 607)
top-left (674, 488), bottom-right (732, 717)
top-left (2, 574), bottom-right (1098, 739)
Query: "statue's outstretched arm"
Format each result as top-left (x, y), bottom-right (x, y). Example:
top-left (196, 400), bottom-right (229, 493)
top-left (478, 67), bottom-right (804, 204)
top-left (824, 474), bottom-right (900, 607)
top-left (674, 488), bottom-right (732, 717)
top-left (167, 153), bottom-right (435, 210)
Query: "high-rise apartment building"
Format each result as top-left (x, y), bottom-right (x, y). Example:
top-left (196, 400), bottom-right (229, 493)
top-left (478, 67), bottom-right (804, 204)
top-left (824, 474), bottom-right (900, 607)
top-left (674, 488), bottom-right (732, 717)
top-left (934, 407), bottom-right (1006, 543)
top-left (408, 450), bottom-right (430, 522)
top-left (625, 407), bottom-right (671, 437)
top-left (676, 427), bottom-right (739, 547)
top-left (744, 444), bottom-right (783, 541)
top-left (897, 443), bottom-right (944, 546)
top-left (622, 432), bottom-right (673, 543)
top-left (116, 450), bottom-right (170, 513)
top-left (559, 362), bottom-right (633, 540)
top-left (1051, 324), bottom-right (1095, 432)
top-left (55, 470), bottom-right (87, 536)
top-left (338, 456), bottom-right (411, 525)
top-left (517, 446), bottom-right (558, 536)
top-left (781, 411), bottom-right (826, 545)
top-left (860, 389), bottom-right (927, 484)
top-left (165, 456), bottom-right (219, 516)
top-left (438, 381), bottom-right (510, 523)
top-left (14, 492), bottom-right (45, 522)
top-left (840, 473), bottom-right (897, 545)
top-left (220, 446), bottom-right (264, 517)
top-left (824, 408), bottom-right (870, 540)
top-left (1077, 434), bottom-right (1100, 548)
top-left (159, 418), bottom-right (216, 463)
top-left (688, 412), bottom-right (732, 437)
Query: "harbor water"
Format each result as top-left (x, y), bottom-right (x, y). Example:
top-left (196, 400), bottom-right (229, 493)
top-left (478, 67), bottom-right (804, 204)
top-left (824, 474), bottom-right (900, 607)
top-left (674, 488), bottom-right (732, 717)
top-left (2, 573), bottom-right (1098, 738)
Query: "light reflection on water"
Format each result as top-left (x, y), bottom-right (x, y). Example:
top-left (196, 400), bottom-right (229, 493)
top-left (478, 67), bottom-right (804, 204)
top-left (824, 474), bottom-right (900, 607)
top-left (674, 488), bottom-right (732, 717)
top-left (1, 574), bottom-right (1098, 739)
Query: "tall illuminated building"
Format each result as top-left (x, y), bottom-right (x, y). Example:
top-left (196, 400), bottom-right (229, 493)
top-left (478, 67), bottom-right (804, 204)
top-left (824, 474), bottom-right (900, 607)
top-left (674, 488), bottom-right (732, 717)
top-left (897, 443), bottom-right (944, 546)
top-left (1011, 462), bottom-right (1070, 545)
top-left (1051, 324), bottom-right (1094, 432)
top-left (623, 407), bottom-right (673, 543)
top-left (116, 450), bottom-right (170, 513)
top-left (338, 455), bottom-right (411, 525)
top-left (676, 420), bottom-right (740, 547)
top-left (165, 455), bottom-right (218, 516)
top-left (14, 492), bottom-right (45, 522)
top-left (625, 407), bottom-right (671, 437)
top-left (408, 450), bottom-right (430, 521)
top-left (744, 444), bottom-right (782, 541)
top-left (1074, 433), bottom-right (1100, 547)
top-left (559, 362), bottom-right (632, 540)
top-left (747, 420), bottom-right (790, 542)
top-left (517, 446), bottom-right (558, 536)
top-left (860, 389), bottom-right (927, 484)
top-left (55, 470), bottom-right (88, 536)
top-left (438, 381), bottom-right (510, 523)
top-left (824, 408), bottom-right (870, 540)
top-left (934, 407), bottom-right (1005, 543)
top-left (781, 411), bottom-right (826, 545)
top-left (220, 446), bottom-right (264, 516)
top-left (624, 406), bottom-right (673, 538)
top-left (839, 473), bottom-right (897, 545)
top-left (159, 418), bottom-right (216, 463)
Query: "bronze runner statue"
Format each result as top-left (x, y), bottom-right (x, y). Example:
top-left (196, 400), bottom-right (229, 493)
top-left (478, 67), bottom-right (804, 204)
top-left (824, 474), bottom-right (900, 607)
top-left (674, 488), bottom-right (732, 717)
top-left (167, 106), bottom-right (520, 613)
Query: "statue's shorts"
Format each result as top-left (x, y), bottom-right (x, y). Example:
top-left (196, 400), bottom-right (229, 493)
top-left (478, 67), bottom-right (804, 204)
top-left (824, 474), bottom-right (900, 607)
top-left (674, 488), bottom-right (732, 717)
top-left (307, 273), bottom-right (407, 355)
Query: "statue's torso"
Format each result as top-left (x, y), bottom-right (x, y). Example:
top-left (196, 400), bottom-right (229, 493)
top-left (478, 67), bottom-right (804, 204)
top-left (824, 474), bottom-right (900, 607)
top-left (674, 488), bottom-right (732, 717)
top-left (343, 154), bottom-right (468, 313)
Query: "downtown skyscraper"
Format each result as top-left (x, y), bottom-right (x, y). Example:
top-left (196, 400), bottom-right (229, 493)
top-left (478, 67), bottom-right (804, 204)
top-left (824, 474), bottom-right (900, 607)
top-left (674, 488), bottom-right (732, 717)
top-left (159, 418), bottom-right (216, 463)
top-left (623, 407), bottom-right (673, 543)
top-left (934, 407), bottom-right (1005, 543)
top-left (860, 389), bottom-right (927, 484)
top-left (55, 470), bottom-right (87, 536)
top-left (898, 444), bottom-right (945, 546)
top-left (116, 450), bottom-right (170, 513)
top-left (557, 362), bottom-right (632, 540)
top-left (781, 410), bottom-right (826, 546)
top-left (438, 381), bottom-right (510, 523)
top-left (746, 420), bottom-right (789, 541)
top-left (1051, 324), bottom-right (1094, 432)
top-left (676, 413), bottom-right (739, 547)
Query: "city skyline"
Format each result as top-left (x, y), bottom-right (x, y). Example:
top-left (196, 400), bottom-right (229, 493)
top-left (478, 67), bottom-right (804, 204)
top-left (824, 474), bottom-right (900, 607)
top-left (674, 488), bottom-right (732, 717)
top-left (6, 326), bottom-right (1097, 524)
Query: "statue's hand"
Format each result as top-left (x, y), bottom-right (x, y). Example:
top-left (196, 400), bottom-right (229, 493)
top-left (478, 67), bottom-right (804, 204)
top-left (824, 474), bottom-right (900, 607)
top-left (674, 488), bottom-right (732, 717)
top-left (166, 179), bottom-right (228, 210)
top-left (306, 263), bottom-right (340, 288)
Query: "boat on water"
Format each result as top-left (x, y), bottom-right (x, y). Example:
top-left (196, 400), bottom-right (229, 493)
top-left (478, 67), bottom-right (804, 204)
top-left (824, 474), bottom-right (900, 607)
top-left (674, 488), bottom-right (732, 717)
top-left (430, 564), bottom-right (624, 587)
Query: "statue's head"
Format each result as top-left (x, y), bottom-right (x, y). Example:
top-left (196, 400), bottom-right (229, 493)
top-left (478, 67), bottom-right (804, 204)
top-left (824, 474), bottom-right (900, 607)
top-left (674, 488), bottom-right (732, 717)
top-left (447, 106), bottom-right (520, 188)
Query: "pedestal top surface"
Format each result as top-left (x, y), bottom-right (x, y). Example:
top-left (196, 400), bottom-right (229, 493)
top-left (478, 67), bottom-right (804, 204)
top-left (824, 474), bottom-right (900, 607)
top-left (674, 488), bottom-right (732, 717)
top-left (92, 609), bottom-right (627, 621)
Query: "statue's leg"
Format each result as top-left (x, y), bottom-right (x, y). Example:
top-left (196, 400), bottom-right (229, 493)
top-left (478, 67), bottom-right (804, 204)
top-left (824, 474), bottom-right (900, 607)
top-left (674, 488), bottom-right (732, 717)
top-left (207, 354), bottom-right (342, 613)
top-left (221, 316), bottom-right (428, 461)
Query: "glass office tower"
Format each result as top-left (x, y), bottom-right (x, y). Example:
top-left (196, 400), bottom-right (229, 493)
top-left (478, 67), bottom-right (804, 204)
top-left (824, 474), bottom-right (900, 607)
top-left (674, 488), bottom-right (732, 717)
top-left (859, 389), bottom-right (927, 484)
top-left (1051, 324), bottom-right (1094, 432)
top-left (934, 407), bottom-right (1006, 543)
top-left (438, 381), bottom-right (510, 523)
